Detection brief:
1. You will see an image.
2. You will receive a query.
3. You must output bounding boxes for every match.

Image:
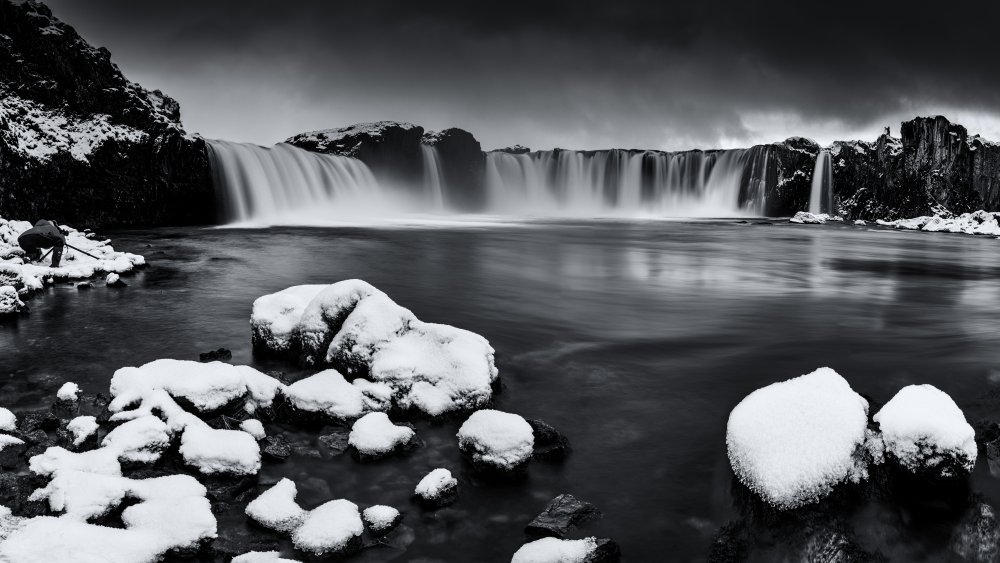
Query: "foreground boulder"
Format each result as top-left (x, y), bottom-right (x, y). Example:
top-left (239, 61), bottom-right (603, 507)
top-left (414, 468), bottom-right (457, 509)
top-left (873, 384), bottom-right (977, 478)
top-left (251, 279), bottom-right (499, 417)
top-left (347, 412), bottom-right (417, 460)
top-left (726, 367), bottom-right (871, 509)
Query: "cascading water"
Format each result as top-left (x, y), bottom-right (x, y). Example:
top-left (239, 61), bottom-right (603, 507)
top-left (421, 145), bottom-right (446, 210)
top-left (484, 148), bottom-right (769, 216)
top-left (207, 140), bottom-right (776, 224)
top-left (206, 140), bottom-right (382, 223)
top-left (808, 150), bottom-right (833, 215)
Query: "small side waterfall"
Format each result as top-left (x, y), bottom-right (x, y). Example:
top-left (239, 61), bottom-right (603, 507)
top-left (421, 145), bottom-right (446, 210)
top-left (808, 150), bottom-right (833, 215)
top-left (206, 140), bottom-right (381, 223)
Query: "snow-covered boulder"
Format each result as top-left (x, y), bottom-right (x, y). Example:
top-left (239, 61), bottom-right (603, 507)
top-left (283, 369), bottom-right (391, 420)
top-left (178, 424), bottom-right (261, 476)
top-left (0, 285), bottom-right (26, 318)
top-left (240, 419), bottom-right (266, 440)
top-left (348, 412), bottom-right (416, 459)
top-left (362, 505), bottom-right (401, 536)
top-left (790, 212), bottom-right (832, 224)
top-left (726, 367), bottom-right (871, 509)
top-left (56, 382), bottom-right (80, 402)
top-left (101, 416), bottom-right (170, 464)
top-left (0, 408), bottom-right (17, 432)
top-left (512, 537), bottom-right (621, 563)
top-left (414, 468), bottom-right (458, 508)
top-left (233, 552), bottom-right (301, 563)
top-left (291, 499), bottom-right (364, 558)
top-left (251, 279), bottom-right (499, 417)
top-left (246, 478), bottom-right (307, 533)
top-left (878, 210), bottom-right (1000, 237)
top-left (109, 359), bottom-right (282, 415)
top-left (66, 416), bottom-right (98, 447)
top-left (873, 384), bottom-right (977, 477)
top-left (457, 409), bottom-right (534, 472)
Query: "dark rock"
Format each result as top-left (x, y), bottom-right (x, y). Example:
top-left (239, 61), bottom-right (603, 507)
top-left (951, 499), bottom-right (1000, 563)
top-left (0, 473), bottom-right (50, 517)
top-left (106, 276), bottom-right (128, 288)
top-left (18, 410), bottom-right (60, 433)
top-left (76, 282), bottom-right (92, 290)
top-left (0, 436), bottom-right (26, 468)
top-left (203, 474), bottom-right (258, 505)
top-left (494, 145), bottom-right (531, 155)
top-left (205, 524), bottom-right (281, 560)
top-left (525, 494), bottom-right (601, 538)
top-left (586, 538), bottom-right (622, 563)
top-left (199, 347), bottom-right (233, 363)
top-left (527, 418), bottom-right (571, 461)
top-left (262, 435), bottom-right (291, 461)
top-left (317, 430), bottom-right (350, 455)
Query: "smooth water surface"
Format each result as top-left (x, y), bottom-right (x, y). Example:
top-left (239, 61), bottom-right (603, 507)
top-left (3, 220), bottom-right (1000, 561)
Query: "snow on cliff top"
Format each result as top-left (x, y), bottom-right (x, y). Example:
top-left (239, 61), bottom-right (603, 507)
top-left (0, 217), bottom-right (145, 289)
top-left (286, 121), bottom-right (419, 153)
top-left (726, 367), bottom-right (871, 509)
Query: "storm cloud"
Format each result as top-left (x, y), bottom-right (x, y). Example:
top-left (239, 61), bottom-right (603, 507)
top-left (44, 0), bottom-right (1000, 150)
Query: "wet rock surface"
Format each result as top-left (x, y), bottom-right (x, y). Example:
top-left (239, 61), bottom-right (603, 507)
top-left (525, 494), bottom-right (601, 538)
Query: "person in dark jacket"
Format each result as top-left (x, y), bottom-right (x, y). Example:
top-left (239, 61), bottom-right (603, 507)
top-left (18, 220), bottom-right (65, 267)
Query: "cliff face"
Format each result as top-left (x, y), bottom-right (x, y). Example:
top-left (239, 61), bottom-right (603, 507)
top-left (286, 122), bottom-right (487, 210)
top-left (0, 0), bottom-right (212, 227)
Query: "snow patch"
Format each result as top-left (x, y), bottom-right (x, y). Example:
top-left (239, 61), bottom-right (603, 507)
top-left (512, 537), bottom-right (600, 563)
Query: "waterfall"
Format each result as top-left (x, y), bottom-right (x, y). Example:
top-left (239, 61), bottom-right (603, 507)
top-left (206, 140), bottom-right (381, 223)
top-left (421, 145), bottom-right (445, 210)
top-left (207, 140), bottom-right (777, 224)
top-left (484, 148), bottom-right (767, 216)
top-left (808, 150), bottom-right (833, 215)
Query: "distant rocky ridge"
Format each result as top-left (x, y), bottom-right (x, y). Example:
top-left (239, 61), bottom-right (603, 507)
top-left (1, 0), bottom-right (999, 226)
top-left (0, 0), bottom-right (212, 227)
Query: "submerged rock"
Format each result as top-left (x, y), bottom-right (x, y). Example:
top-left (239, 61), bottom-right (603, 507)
top-left (525, 494), bottom-right (601, 538)
top-left (199, 347), bottom-right (233, 363)
top-left (527, 418), bottom-right (571, 461)
top-left (952, 500), bottom-right (1000, 563)
top-left (726, 367), bottom-right (871, 510)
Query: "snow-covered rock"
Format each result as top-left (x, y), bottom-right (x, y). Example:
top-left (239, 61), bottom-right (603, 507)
top-left (101, 416), bottom-right (170, 464)
top-left (414, 468), bottom-right (458, 508)
top-left (457, 409), bottom-right (534, 472)
top-left (246, 478), bottom-right (307, 533)
top-left (283, 369), bottom-right (390, 420)
top-left (66, 416), bottom-right (98, 446)
top-left (878, 210), bottom-right (1000, 237)
top-left (109, 359), bottom-right (282, 415)
top-left (291, 499), bottom-right (364, 558)
top-left (56, 382), bottom-right (80, 402)
top-left (240, 419), bottom-right (266, 440)
top-left (0, 217), bottom-right (145, 290)
top-left (0, 285), bottom-right (25, 318)
top-left (233, 552), bottom-right (302, 563)
top-left (362, 505), bottom-right (401, 536)
top-left (348, 412), bottom-right (415, 459)
top-left (512, 537), bottom-right (611, 563)
top-left (788, 211), bottom-right (832, 225)
top-left (873, 384), bottom-right (977, 477)
top-left (178, 424), bottom-right (261, 476)
top-left (0, 408), bottom-right (17, 432)
top-left (251, 279), bottom-right (499, 417)
top-left (726, 367), bottom-right (871, 509)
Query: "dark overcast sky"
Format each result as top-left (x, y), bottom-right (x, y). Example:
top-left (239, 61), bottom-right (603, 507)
top-left (43, 0), bottom-right (1000, 150)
